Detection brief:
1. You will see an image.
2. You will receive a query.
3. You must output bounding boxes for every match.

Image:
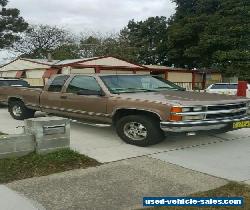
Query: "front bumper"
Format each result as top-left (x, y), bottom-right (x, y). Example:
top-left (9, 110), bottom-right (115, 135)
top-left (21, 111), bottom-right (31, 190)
top-left (160, 116), bottom-right (250, 133)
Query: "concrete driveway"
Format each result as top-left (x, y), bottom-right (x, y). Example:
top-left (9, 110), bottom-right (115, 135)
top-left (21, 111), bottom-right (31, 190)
top-left (0, 107), bottom-right (249, 182)
top-left (6, 157), bottom-right (227, 210)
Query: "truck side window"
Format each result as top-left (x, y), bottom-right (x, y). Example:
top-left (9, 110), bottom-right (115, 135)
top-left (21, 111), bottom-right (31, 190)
top-left (48, 75), bottom-right (69, 92)
top-left (67, 76), bottom-right (101, 94)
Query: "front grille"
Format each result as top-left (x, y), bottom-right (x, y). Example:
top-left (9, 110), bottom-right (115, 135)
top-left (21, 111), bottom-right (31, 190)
top-left (206, 111), bottom-right (246, 119)
top-left (205, 102), bottom-right (247, 120)
top-left (207, 103), bottom-right (246, 111)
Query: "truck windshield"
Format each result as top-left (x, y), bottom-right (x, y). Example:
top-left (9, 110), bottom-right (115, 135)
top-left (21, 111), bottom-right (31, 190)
top-left (100, 75), bottom-right (182, 94)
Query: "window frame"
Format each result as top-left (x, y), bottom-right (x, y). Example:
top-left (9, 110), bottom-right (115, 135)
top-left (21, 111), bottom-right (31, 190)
top-left (47, 75), bottom-right (70, 93)
top-left (100, 74), bottom-right (180, 94)
top-left (65, 75), bottom-right (102, 95)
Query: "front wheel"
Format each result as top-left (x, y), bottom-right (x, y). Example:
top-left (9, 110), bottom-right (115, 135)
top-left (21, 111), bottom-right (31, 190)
top-left (116, 115), bottom-right (165, 147)
top-left (9, 101), bottom-right (35, 120)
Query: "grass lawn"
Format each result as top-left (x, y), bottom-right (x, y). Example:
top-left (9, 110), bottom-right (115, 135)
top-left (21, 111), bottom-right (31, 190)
top-left (141, 182), bottom-right (250, 210)
top-left (0, 149), bottom-right (99, 184)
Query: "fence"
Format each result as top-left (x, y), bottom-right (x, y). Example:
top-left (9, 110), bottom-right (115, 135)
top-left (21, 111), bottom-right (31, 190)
top-left (173, 82), bottom-right (204, 91)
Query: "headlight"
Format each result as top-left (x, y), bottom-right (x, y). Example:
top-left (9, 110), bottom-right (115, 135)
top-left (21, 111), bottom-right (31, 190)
top-left (180, 106), bottom-right (204, 112)
top-left (183, 115), bottom-right (205, 121)
top-left (182, 107), bottom-right (192, 112)
top-left (169, 106), bottom-right (205, 121)
top-left (193, 106), bottom-right (203, 112)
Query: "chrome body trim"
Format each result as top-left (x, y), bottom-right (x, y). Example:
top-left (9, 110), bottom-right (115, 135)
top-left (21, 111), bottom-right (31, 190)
top-left (70, 119), bottom-right (111, 127)
top-left (173, 107), bottom-right (248, 116)
top-left (40, 105), bottom-right (111, 118)
top-left (177, 102), bottom-right (248, 108)
top-left (160, 116), bottom-right (250, 132)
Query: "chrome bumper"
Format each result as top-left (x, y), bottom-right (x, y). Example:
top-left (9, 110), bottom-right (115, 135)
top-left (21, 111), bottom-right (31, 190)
top-left (160, 116), bottom-right (250, 132)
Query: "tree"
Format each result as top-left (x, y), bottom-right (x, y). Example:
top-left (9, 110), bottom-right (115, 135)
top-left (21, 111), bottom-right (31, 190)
top-left (120, 16), bottom-right (168, 65)
top-left (78, 34), bottom-right (137, 62)
top-left (79, 35), bottom-right (102, 58)
top-left (12, 25), bottom-right (71, 58)
top-left (0, 0), bottom-right (28, 48)
top-left (167, 0), bottom-right (250, 80)
top-left (51, 43), bottom-right (80, 60)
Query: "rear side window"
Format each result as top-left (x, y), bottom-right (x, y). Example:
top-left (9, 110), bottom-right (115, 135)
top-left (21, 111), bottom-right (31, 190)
top-left (48, 75), bottom-right (69, 92)
top-left (66, 76), bottom-right (101, 94)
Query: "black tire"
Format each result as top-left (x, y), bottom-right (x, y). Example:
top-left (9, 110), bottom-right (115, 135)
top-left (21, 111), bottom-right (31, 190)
top-left (116, 115), bottom-right (165, 146)
top-left (9, 100), bottom-right (35, 120)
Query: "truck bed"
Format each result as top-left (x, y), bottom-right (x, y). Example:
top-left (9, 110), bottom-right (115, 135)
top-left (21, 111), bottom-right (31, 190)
top-left (0, 87), bottom-right (42, 109)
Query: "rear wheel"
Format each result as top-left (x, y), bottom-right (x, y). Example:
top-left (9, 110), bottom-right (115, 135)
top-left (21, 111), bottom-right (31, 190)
top-left (116, 115), bottom-right (165, 146)
top-left (9, 100), bottom-right (35, 120)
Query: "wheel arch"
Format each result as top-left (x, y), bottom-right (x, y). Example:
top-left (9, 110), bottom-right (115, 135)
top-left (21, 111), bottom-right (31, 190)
top-left (8, 96), bottom-right (24, 104)
top-left (8, 97), bottom-right (25, 111)
top-left (112, 108), bottom-right (162, 125)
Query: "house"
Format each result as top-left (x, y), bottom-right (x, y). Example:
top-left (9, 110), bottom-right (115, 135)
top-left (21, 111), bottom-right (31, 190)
top-left (144, 65), bottom-right (223, 90)
top-left (0, 56), bottom-right (223, 90)
top-left (143, 65), bottom-right (196, 90)
top-left (0, 56), bottom-right (147, 86)
top-left (0, 58), bottom-right (59, 86)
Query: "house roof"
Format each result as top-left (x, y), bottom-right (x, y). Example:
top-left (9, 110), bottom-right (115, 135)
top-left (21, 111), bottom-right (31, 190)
top-left (144, 65), bottom-right (193, 72)
top-left (143, 65), bottom-right (168, 70)
top-left (21, 58), bottom-right (60, 65)
top-left (54, 57), bottom-right (99, 66)
top-left (0, 58), bottom-right (54, 72)
top-left (197, 68), bottom-right (220, 73)
top-left (54, 56), bottom-right (144, 68)
top-left (2, 56), bottom-right (205, 72)
top-left (0, 57), bottom-right (102, 70)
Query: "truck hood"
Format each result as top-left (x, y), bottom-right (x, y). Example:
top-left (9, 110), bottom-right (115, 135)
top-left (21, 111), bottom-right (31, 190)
top-left (112, 90), bottom-right (249, 106)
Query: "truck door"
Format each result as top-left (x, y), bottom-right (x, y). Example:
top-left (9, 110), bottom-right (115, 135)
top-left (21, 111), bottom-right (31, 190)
top-left (40, 75), bottom-right (70, 114)
top-left (59, 75), bottom-right (109, 122)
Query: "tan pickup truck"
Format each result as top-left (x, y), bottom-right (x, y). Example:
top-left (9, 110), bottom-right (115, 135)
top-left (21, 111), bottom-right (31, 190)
top-left (0, 74), bottom-right (249, 146)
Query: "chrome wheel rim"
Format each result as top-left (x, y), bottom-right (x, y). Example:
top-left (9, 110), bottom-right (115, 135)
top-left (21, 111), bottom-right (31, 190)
top-left (124, 122), bottom-right (148, 141)
top-left (12, 105), bottom-right (22, 117)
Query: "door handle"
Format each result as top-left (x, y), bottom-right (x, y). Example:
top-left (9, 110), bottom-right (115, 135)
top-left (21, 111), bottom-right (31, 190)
top-left (60, 95), bottom-right (67, 99)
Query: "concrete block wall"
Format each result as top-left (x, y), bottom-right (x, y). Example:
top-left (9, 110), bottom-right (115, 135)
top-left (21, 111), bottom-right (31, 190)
top-left (0, 134), bottom-right (35, 159)
top-left (0, 117), bottom-right (70, 159)
top-left (25, 117), bottom-right (70, 154)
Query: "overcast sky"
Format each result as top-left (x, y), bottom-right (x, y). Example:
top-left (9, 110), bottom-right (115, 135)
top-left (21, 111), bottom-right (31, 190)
top-left (1, 0), bottom-right (176, 64)
top-left (8, 0), bottom-right (176, 33)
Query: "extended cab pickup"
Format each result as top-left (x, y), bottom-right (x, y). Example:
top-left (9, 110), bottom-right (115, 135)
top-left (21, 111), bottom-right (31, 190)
top-left (0, 74), bottom-right (250, 146)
